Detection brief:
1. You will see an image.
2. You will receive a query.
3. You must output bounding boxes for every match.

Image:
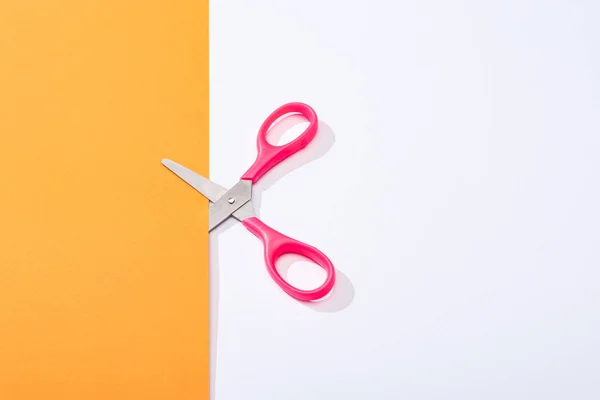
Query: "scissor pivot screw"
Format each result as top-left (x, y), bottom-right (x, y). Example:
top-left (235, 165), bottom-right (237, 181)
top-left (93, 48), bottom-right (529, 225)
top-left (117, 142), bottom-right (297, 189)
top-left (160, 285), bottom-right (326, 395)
top-left (228, 197), bottom-right (235, 204)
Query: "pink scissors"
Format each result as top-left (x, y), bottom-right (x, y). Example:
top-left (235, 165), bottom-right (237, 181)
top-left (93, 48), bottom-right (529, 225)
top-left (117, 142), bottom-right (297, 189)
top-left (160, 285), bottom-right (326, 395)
top-left (161, 102), bottom-right (336, 302)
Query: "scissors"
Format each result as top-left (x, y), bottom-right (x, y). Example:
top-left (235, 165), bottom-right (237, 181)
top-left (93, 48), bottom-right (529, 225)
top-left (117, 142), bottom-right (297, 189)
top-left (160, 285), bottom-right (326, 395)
top-left (161, 102), bottom-right (336, 302)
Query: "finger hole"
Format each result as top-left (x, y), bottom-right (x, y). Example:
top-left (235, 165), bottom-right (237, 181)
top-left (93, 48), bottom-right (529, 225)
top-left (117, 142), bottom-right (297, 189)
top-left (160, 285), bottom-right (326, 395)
top-left (265, 113), bottom-right (310, 147)
top-left (275, 253), bottom-right (327, 291)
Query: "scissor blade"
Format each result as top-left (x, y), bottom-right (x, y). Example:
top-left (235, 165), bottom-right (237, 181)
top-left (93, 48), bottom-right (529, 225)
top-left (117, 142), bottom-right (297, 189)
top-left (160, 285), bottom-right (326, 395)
top-left (161, 158), bottom-right (227, 203)
top-left (208, 180), bottom-right (252, 231)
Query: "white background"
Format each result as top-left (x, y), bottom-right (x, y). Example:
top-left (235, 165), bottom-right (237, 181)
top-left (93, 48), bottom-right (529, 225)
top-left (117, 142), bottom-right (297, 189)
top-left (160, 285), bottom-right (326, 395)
top-left (209, 1), bottom-right (600, 399)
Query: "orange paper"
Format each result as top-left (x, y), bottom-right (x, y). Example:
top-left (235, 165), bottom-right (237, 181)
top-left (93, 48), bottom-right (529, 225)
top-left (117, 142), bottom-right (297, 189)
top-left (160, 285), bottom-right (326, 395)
top-left (0, 1), bottom-right (209, 399)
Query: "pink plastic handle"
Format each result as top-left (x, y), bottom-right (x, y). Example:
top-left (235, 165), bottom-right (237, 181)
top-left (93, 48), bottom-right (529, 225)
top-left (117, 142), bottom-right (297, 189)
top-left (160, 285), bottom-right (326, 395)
top-left (242, 217), bottom-right (335, 302)
top-left (240, 102), bottom-right (319, 183)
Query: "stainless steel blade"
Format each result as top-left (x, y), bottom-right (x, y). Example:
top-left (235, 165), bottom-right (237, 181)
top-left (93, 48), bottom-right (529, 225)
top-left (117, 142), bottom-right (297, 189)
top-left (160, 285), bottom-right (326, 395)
top-left (161, 158), bottom-right (227, 202)
top-left (161, 158), bottom-right (256, 231)
top-left (229, 201), bottom-right (256, 222)
top-left (208, 180), bottom-right (252, 231)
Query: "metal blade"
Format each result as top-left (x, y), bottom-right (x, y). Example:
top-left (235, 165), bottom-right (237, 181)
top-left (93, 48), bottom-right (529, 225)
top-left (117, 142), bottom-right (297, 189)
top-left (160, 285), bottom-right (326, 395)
top-left (161, 158), bottom-right (256, 232)
top-left (208, 180), bottom-right (252, 231)
top-left (161, 158), bottom-right (227, 202)
top-left (229, 201), bottom-right (256, 222)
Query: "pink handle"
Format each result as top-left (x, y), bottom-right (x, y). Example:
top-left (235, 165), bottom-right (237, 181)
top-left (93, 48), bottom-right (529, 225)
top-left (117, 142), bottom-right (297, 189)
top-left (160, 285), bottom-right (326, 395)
top-left (240, 102), bottom-right (319, 183)
top-left (241, 217), bottom-right (335, 302)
